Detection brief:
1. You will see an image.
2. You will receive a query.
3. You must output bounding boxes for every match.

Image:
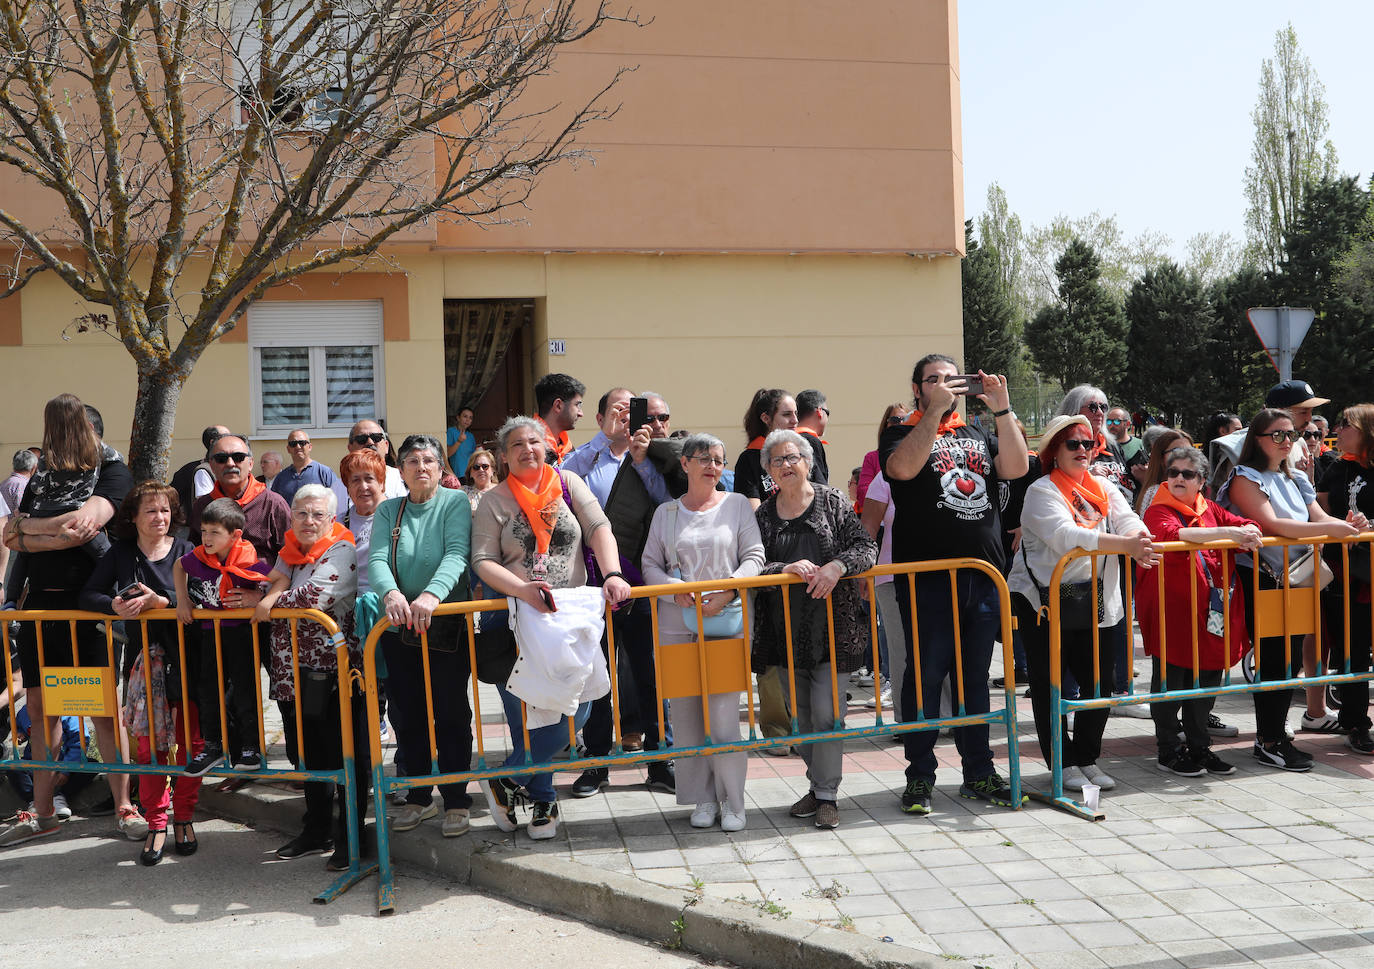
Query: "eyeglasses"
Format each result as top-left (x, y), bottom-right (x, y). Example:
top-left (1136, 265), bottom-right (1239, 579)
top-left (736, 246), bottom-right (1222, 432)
top-left (818, 406), bottom-right (830, 418)
top-left (287, 440), bottom-right (310, 448)
top-left (1105, 419), bottom-right (1125, 427)
top-left (1165, 467), bottom-right (1201, 480)
top-left (1301, 430), bottom-right (1323, 440)
top-left (1082, 402), bottom-right (1109, 414)
top-left (212, 451), bottom-right (251, 464)
top-left (1268, 430), bottom-right (1300, 444)
top-left (292, 509), bottom-right (330, 522)
top-left (1062, 439), bottom-right (1095, 452)
top-left (647, 413), bottom-right (671, 424)
top-left (768, 453), bottom-right (805, 469)
top-left (351, 432), bottom-right (386, 446)
top-left (920, 375), bottom-right (944, 385)
top-left (471, 463), bottom-right (493, 471)
top-left (690, 455), bottom-right (726, 468)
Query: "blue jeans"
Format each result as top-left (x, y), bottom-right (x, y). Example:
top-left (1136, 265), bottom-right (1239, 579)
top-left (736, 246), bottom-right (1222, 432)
top-left (896, 570), bottom-right (999, 783)
top-left (496, 685), bottom-right (591, 802)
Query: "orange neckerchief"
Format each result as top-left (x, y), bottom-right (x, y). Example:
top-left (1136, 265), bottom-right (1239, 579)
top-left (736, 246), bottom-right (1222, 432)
top-left (210, 475), bottom-right (265, 508)
top-left (279, 522), bottom-right (354, 567)
top-left (746, 436), bottom-right (765, 451)
top-left (798, 427), bottom-right (829, 445)
top-left (1149, 484), bottom-right (1208, 527)
top-left (507, 464), bottom-right (562, 556)
top-left (904, 408), bottom-right (966, 436)
top-left (536, 417), bottom-right (573, 463)
top-left (1090, 431), bottom-right (1111, 460)
top-left (192, 539), bottom-right (263, 599)
top-left (1049, 468), bottom-right (1111, 527)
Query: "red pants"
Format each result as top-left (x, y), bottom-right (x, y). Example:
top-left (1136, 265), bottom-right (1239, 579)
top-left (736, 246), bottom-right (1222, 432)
top-left (133, 700), bottom-right (205, 830)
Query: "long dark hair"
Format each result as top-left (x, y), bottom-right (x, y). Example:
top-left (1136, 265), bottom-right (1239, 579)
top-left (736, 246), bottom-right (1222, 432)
top-left (42, 393), bottom-right (101, 472)
top-left (743, 388), bottom-right (789, 441)
top-left (1237, 408), bottom-right (1295, 477)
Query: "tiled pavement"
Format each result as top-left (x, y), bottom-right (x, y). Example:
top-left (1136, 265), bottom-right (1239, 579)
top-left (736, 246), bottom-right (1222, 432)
top-left (431, 671), bottom-right (1374, 969)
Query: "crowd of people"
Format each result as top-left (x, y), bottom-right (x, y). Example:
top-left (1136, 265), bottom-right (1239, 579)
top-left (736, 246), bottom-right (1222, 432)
top-left (1, 364), bottom-right (1371, 862)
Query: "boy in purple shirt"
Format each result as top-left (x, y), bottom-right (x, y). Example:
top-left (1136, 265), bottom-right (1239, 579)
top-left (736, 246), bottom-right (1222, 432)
top-left (174, 499), bottom-right (271, 776)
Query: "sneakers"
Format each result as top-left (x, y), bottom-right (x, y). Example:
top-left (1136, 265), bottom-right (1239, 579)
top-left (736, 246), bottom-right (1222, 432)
top-left (1206, 713), bottom-right (1239, 738)
top-left (1110, 693), bottom-right (1151, 718)
top-left (1061, 765), bottom-right (1088, 791)
top-left (720, 810), bottom-right (746, 832)
top-left (1346, 729), bottom-right (1374, 755)
top-left (1199, 750), bottom-right (1237, 775)
top-left (570, 767), bottom-right (609, 798)
top-left (528, 800), bottom-right (559, 840)
top-left (184, 746), bottom-right (225, 777)
top-left (645, 761), bottom-right (676, 794)
top-left (901, 779), bottom-right (933, 815)
top-left (865, 684), bottom-right (892, 709)
top-left (52, 793), bottom-right (72, 821)
top-left (1254, 739), bottom-right (1313, 772)
top-left (233, 749), bottom-right (263, 771)
top-left (814, 800), bottom-right (839, 829)
top-left (479, 777), bottom-right (526, 833)
top-left (390, 801), bottom-right (439, 831)
top-left (852, 671), bottom-right (876, 687)
top-left (991, 668), bottom-right (1028, 689)
top-left (117, 806), bottom-right (150, 841)
top-left (0, 811), bottom-right (61, 847)
top-left (1157, 750), bottom-right (1206, 777)
top-left (1301, 710), bottom-right (1346, 734)
top-left (959, 773), bottom-right (1027, 808)
top-left (441, 808), bottom-right (470, 837)
top-left (1081, 763), bottom-right (1116, 790)
top-left (788, 791), bottom-right (819, 818)
top-left (276, 832), bottom-right (334, 859)
top-left (689, 803), bottom-right (718, 828)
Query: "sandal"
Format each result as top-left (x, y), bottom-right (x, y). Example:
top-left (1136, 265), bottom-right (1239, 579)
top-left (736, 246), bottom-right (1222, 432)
top-left (173, 820), bottom-right (198, 856)
top-left (141, 828), bottom-right (168, 866)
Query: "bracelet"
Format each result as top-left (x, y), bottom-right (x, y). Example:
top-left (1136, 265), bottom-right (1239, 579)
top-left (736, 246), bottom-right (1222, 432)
top-left (602, 570), bottom-right (625, 582)
top-left (993, 408), bottom-right (1013, 418)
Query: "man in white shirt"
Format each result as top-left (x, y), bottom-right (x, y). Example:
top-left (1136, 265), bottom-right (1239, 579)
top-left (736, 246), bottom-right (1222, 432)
top-left (347, 419), bottom-right (407, 500)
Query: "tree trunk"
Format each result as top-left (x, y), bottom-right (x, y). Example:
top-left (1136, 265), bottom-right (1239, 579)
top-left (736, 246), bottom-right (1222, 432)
top-left (128, 362), bottom-right (191, 482)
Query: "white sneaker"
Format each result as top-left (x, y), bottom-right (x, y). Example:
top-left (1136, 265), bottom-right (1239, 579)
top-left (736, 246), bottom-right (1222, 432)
top-left (720, 810), bottom-right (746, 832)
top-left (1301, 710), bottom-right (1346, 734)
top-left (689, 803), bottom-right (718, 828)
top-left (52, 794), bottom-right (71, 821)
top-left (1061, 766), bottom-right (1088, 791)
top-left (1082, 763), bottom-right (1116, 790)
top-left (865, 684), bottom-right (892, 709)
top-left (853, 671), bottom-right (876, 687)
top-left (1110, 693), bottom-right (1151, 718)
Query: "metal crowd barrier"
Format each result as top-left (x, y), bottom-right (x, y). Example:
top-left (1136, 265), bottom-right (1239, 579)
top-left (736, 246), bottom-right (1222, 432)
top-left (0, 607), bottom-right (371, 903)
top-left (1039, 532), bottom-right (1374, 820)
top-left (358, 558), bottom-right (1021, 915)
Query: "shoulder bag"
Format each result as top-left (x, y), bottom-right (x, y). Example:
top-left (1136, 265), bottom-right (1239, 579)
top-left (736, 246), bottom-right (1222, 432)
top-left (663, 501), bottom-right (743, 638)
top-left (1020, 542), bottom-right (1104, 630)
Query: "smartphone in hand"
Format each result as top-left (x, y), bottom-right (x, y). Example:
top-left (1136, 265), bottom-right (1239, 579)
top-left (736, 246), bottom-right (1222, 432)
top-left (538, 587), bottom-right (557, 612)
top-left (628, 396), bottom-right (650, 432)
top-left (951, 374), bottom-right (985, 396)
top-left (116, 582), bottom-right (142, 601)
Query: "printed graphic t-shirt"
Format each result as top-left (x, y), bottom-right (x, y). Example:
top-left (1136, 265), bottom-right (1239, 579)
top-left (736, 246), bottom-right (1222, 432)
top-left (879, 422), bottom-right (1004, 571)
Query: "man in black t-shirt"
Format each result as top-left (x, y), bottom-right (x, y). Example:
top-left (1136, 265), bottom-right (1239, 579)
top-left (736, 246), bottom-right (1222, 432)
top-left (879, 353), bottom-right (1028, 816)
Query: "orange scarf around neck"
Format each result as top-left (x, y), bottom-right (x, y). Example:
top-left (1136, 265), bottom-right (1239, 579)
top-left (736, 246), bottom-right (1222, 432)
top-left (507, 464), bottom-right (563, 556)
top-left (1342, 452), bottom-right (1371, 468)
top-left (904, 408), bottom-right (966, 437)
top-left (746, 436), bottom-right (765, 451)
top-left (1049, 468), bottom-right (1111, 527)
top-left (798, 427), bottom-right (829, 445)
top-left (1149, 484), bottom-right (1208, 527)
top-left (192, 539), bottom-right (263, 599)
top-left (537, 417), bottom-right (573, 463)
top-left (1090, 431), bottom-right (1111, 460)
top-left (210, 475), bottom-right (265, 508)
top-left (279, 521), bottom-right (354, 567)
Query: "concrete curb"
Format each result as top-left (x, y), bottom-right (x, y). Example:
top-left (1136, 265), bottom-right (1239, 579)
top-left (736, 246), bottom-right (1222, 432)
top-left (199, 783), bottom-right (941, 969)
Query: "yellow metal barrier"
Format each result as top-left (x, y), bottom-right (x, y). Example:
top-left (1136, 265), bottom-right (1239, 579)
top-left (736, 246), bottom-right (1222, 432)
top-left (0, 607), bottom-right (372, 902)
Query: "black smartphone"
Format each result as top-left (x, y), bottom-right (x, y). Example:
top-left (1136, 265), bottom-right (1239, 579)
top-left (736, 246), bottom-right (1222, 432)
top-left (951, 374), bottom-right (985, 396)
top-left (628, 396), bottom-right (649, 431)
top-left (538, 587), bottom-right (557, 612)
top-left (116, 582), bottom-right (142, 601)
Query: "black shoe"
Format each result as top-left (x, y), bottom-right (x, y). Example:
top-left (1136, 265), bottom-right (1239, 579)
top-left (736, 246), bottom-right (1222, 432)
top-left (1157, 750), bottom-right (1206, 777)
top-left (1198, 750), bottom-right (1236, 776)
top-left (479, 776), bottom-right (527, 833)
top-left (570, 767), bottom-right (609, 798)
top-left (140, 828), bottom-right (168, 866)
top-left (1346, 729), bottom-right (1374, 755)
top-left (276, 833), bottom-right (334, 859)
top-left (900, 779), bottom-right (933, 815)
top-left (173, 820), bottom-right (198, 856)
top-left (185, 746), bottom-right (225, 777)
top-left (959, 773), bottom-right (1027, 808)
top-left (233, 749), bottom-right (263, 771)
top-left (528, 800), bottom-right (559, 840)
top-left (1253, 740), bottom-right (1312, 772)
top-left (646, 761), bottom-right (676, 794)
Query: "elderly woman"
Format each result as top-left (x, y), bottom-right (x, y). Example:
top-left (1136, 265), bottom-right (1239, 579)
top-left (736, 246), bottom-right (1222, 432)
top-left (254, 484), bottom-right (368, 867)
top-left (1220, 409), bottom-right (1365, 771)
top-left (1134, 429), bottom-right (1195, 513)
top-left (1137, 447), bottom-right (1262, 778)
top-left (463, 448), bottom-right (499, 512)
top-left (641, 434), bottom-right (765, 832)
top-left (80, 482), bottom-right (198, 864)
top-left (753, 429), bottom-right (877, 830)
top-left (368, 435), bottom-right (475, 837)
top-left (1009, 414), bottom-right (1161, 794)
top-left (471, 416), bottom-right (630, 841)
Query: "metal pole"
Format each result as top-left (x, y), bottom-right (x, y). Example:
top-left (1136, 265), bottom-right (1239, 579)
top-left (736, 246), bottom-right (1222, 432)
top-left (1277, 305), bottom-right (1292, 382)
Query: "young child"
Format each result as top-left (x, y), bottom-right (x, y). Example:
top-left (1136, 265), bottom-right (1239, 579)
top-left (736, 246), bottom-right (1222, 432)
top-left (174, 498), bottom-right (271, 776)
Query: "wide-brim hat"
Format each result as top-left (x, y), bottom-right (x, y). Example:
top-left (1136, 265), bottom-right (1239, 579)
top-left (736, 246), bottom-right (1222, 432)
top-left (1266, 379), bottom-right (1329, 411)
top-left (1039, 414), bottom-right (1093, 449)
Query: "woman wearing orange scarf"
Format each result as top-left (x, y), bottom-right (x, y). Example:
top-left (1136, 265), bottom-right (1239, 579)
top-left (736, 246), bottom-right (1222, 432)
top-left (1009, 415), bottom-right (1160, 797)
top-left (254, 484), bottom-right (367, 865)
top-left (1138, 446), bottom-right (1262, 779)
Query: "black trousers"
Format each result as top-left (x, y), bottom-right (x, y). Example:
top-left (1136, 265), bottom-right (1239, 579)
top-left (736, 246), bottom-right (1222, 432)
top-left (278, 678), bottom-right (373, 841)
top-left (1237, 566), bottom-right (1302, 744)
top-left (584, 597), bottom-right (665, 756)
top-left (1324, 585), bottom-right (1374, 732)
top-left (1016, 595), bottom-right (1114, 769)
top-left (380, 631), bottom-right (473, 809)
top-left (196, 623), bottom-right (260, 751)
top-left (1151, 660), bottom-right (1221, 758)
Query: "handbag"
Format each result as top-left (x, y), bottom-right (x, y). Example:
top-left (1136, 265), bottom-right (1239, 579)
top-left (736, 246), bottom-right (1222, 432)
top-left (663, 501), bottom-right (744, 638)
top-left (1020, 543), bottom-right (1104, 631)
top-left (388, 497), bottom-right (462, 652)
top-left (1286, 546), bottom-right (1334, 591)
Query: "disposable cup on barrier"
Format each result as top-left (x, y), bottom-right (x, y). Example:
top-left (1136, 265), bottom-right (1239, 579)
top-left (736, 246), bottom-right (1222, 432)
top-left (1081, 783), bottom-right (1100, 812)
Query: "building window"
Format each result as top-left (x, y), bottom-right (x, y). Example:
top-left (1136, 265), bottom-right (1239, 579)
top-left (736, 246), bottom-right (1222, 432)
top-left (249, 300), bottom-right (384, 435)
top-left (230, 0), bottom-right (363, 128)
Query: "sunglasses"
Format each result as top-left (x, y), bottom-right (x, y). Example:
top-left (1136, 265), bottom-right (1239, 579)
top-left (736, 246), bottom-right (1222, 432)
top-left (287, 440), bottom-right (310, 448)
top-left (1165, 467), bottom-right (1200, 480)
top-left (1105, 418), bottom-right (1125, 427)
top-left (646, 413), bottom-right (671, 423)
top-left (1083, 402), bottom-right (1109, 414)
top-left (886, 415), bottom-right (905, 426)
top-left (1301, 430), bottom-right (1323, 440)
top-left (212, 451), bottom-right (251, 464)
top-left (1268, 430), bottom-right (1300, 443)
top-left (471, 463), bottom-right (493, 471)
top-left (351, 432), bottom-right (386, 446)
top-left (1063, 439), bottom-right (1095, 452)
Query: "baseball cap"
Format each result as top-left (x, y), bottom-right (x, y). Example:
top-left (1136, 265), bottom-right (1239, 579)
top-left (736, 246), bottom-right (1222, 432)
top-left (1265, 379), bottom-right (1329, 411)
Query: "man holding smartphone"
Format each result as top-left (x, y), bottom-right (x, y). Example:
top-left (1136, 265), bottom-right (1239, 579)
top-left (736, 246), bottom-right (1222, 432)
top-left (880, 354), bottom-right (1028, 816)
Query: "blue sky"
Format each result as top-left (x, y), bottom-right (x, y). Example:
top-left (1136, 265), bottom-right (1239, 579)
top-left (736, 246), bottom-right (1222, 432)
top-left (960, 2), bottom-right (1373, 260)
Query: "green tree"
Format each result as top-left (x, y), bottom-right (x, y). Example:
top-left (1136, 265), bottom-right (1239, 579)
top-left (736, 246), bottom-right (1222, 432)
top-left (1243, 23), bottom-right (1339, 271)
top-left (1206, 266), bottom-right (1273, 423)
top-left (1335, 190), bottom-right (1374, 310)
top-left (976, 183), bottom-right (1025, 317)
top-left (961, 221), bottom-right (1019, 393)
top-left (1186, 232), bottom-right (1244, 289)
top-left (1022, 212), bottom-right (1171, 308)
top-left (1024, 238), bottom-right (1127, 396)
top-left (1122, 261), bottom-right (1217, 426)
